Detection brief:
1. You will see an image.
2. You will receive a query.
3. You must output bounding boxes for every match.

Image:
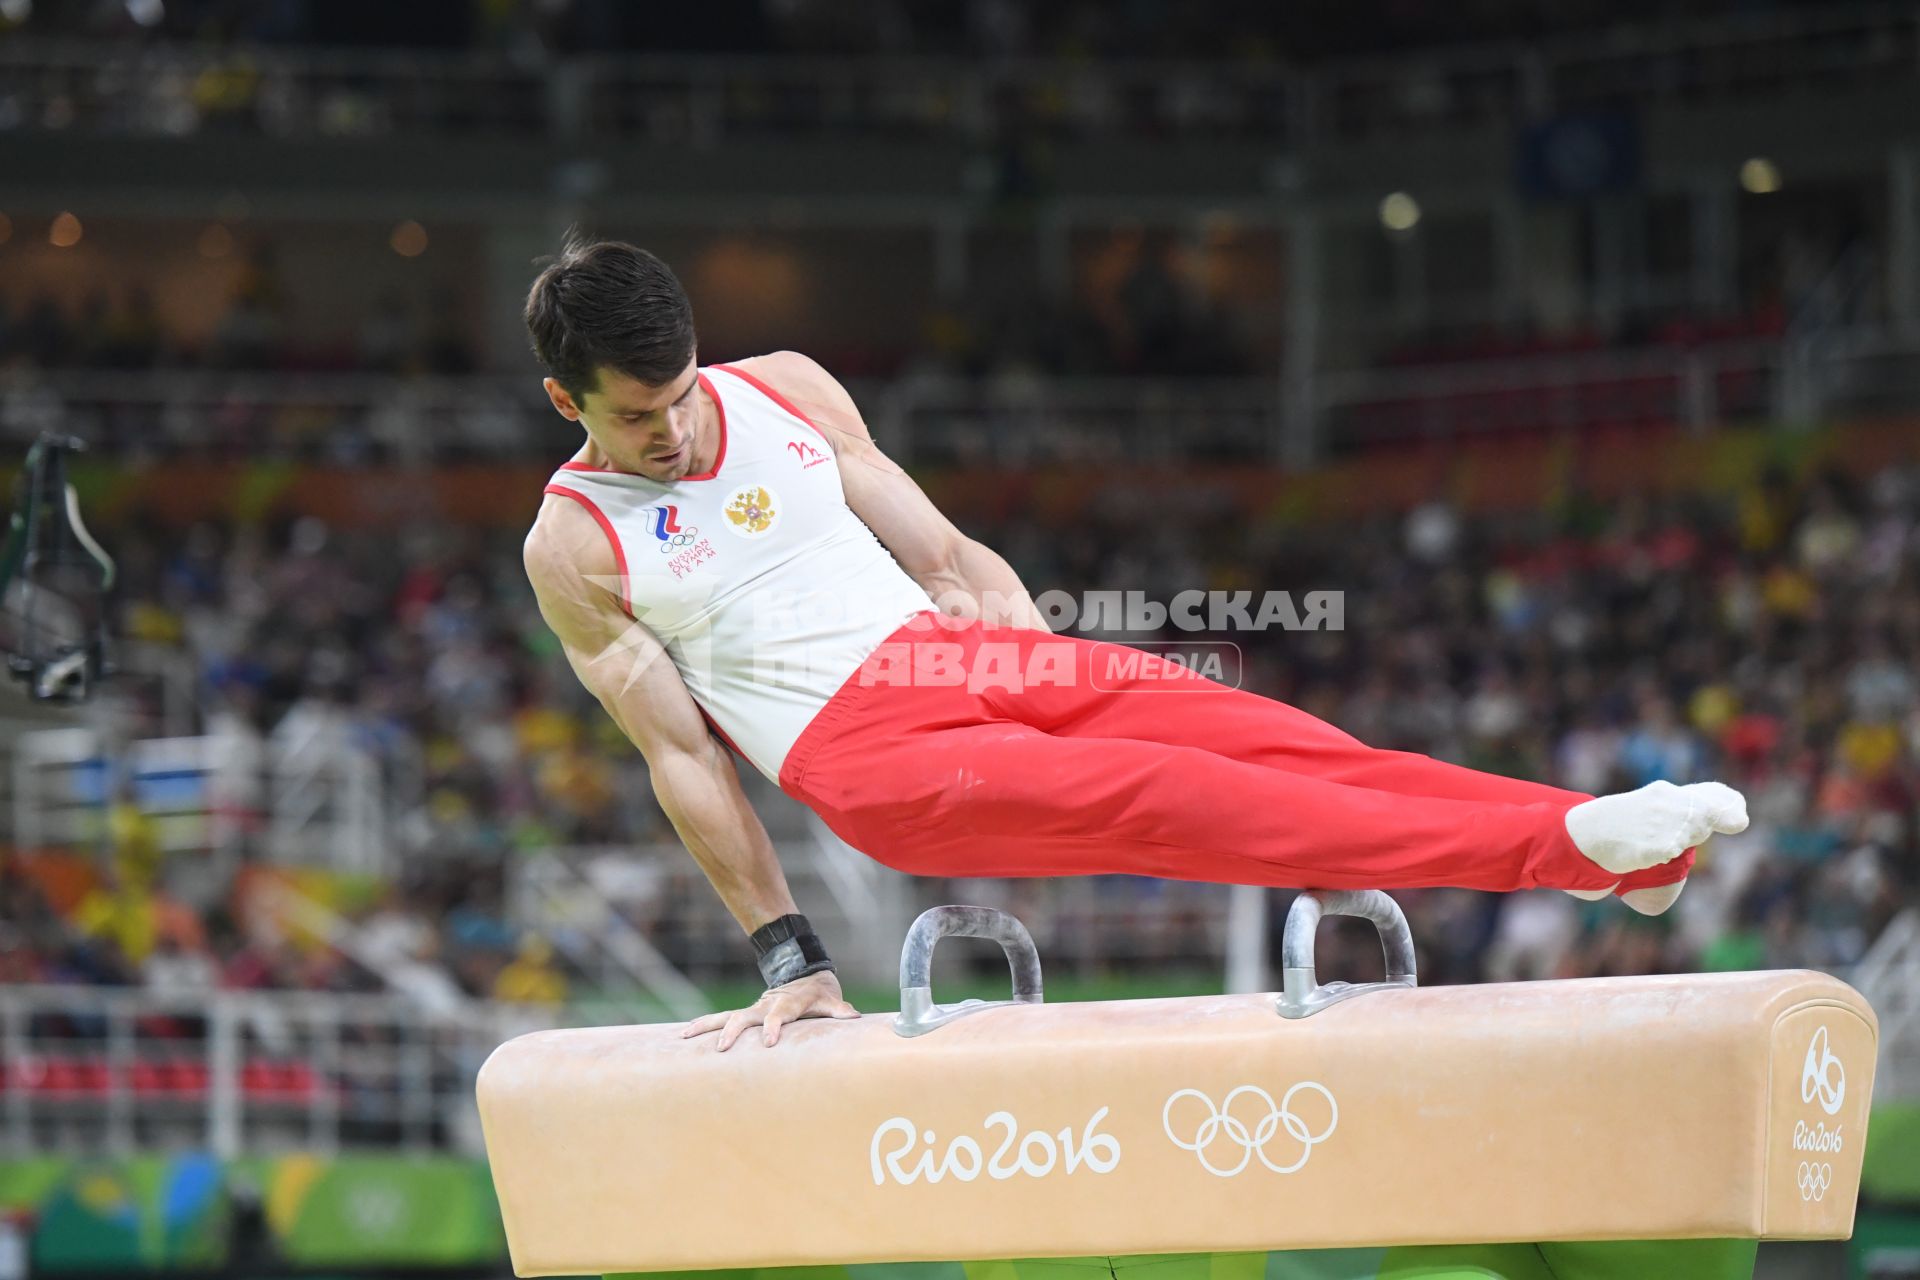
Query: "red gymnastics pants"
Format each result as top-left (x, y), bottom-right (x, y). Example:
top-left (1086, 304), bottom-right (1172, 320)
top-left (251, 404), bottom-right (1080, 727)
top-left (776, 617), bottom-right (1694, 895)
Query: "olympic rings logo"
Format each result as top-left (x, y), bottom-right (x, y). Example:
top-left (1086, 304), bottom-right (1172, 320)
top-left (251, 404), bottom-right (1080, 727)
top-left (1161, 1083), bottom-right (1338, 1177)
top-left (1800, 1026), bottom-right (1846, 1117)
top-left (1797, 1161), bottom-right (1832, 1202)
top-left (660, 526), bottom-right (700, 554)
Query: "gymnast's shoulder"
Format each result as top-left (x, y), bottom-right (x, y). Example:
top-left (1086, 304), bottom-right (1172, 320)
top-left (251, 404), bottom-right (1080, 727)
top-left (721, 350), bottom-right (869, 444)
top-left (523, 492), bottom-right (620, 626)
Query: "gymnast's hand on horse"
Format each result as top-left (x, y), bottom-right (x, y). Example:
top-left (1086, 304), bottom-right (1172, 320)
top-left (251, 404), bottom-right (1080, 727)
top-left (680, 967), bottom-right (861, 1051)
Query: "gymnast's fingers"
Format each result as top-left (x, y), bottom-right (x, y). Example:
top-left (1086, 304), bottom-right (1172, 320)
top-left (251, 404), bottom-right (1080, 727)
top-left (759, 989), bottom-right (821, 1046)
top-left (679, 1010), bottom-right (733, 1039)
top-left (714, 1007), bottom-right (764, 1052)
top-left (685, 982), bottom-right (860, 1051)
top-left (763, 987), bottom-right (861, 1046)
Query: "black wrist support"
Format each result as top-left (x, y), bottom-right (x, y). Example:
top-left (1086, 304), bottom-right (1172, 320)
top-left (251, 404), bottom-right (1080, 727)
top-left (750, 913), bottom-right (836, 988)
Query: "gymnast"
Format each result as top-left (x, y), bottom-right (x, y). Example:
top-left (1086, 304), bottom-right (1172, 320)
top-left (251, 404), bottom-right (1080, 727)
top-left (518, 237), bottom-right (1750, 1052)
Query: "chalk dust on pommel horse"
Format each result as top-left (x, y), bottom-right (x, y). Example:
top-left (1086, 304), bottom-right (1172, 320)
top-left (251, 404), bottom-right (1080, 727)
top-left (476, 890), bottom-right (1878, 1277)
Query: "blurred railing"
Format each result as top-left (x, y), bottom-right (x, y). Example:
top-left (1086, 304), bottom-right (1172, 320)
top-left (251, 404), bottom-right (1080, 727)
top-left (518, 840), bottom-right (1239, 992)
top-left (1, 872), bottom-right (1236, 1155)
top-left (878, 375), bottom-right (1281, 465)
top-left (1, 4), bottom-right (1914, 146)
top-left (7, 329), bottom-right (1903, 466)
top-left (511, 846), bottom-right (712, 1018)
top-left (0, 41), bottom-right (547, 138)
top-left (0, 983), bottom-right (559, 1156)
top-left (11, 727), bottom-right (397, 875)
top-left (0, 368), bottom-right (569, 464)
top-left (1314, 339), bottom-right (1784, 449)
top-left (1852, 908), bottom-right (1920, 1102)
top-left (1305, 2), bottom-right (1920, 139)
top-left (573, 55), bottom-right (1298, 146)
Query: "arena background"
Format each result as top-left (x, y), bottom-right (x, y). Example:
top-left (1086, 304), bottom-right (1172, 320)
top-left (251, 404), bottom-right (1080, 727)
top-left (1, 1), bottom-right (1918, 1277)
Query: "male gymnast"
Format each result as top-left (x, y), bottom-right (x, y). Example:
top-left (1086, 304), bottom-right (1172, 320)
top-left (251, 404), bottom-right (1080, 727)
top-left (520, 238), bottom-right (1749, 1051)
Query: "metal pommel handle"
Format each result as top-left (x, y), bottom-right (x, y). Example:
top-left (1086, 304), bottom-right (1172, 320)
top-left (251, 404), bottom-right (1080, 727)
top-left (892, 905), bottom-right (1044, 1037)
top-left (1276, 889), bottom-right (1418, 1019)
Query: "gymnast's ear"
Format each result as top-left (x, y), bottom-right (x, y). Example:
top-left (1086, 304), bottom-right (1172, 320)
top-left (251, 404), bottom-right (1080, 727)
top-left (543, 377), bottom-right (584, 422)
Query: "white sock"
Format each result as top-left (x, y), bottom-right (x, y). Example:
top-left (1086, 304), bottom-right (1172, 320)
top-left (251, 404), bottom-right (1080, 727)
top-left (1563, 779), bottom-right (1749, 875)
top-left (1563, 881), bottom-right (1688, 915)
top-left (1619, 881), bottom-right (1688, 915)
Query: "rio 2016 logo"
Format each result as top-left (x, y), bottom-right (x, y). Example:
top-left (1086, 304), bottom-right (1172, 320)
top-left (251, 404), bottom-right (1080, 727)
top-left (1800, 1026), bottom-right (1845, 1116)
top-left (869, 1108), bottom-right (1120, 1185)
top-left (1791, 1026), bottom-right (1847, 1203)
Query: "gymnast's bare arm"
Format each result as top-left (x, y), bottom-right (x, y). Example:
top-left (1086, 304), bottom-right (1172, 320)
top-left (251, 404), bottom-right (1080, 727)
top-left (729, 351), bottom-right (1051, 631)
top-left (524, 496), bottom-right (860, 1050)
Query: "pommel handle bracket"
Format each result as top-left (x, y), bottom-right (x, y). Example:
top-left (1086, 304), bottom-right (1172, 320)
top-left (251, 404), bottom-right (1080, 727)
top-left (893, 905), bottom-right (1043, 1037)
top-left (1276, 889), bottom-right (1418, 1019)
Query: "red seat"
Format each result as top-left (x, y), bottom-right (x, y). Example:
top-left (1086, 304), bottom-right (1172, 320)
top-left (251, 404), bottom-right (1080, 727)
top-left (165, 1060), bottom-right (210, 1095)
top-left (280, 1061), bottom-right (319, 1099)
top-left (75, 1058), bottom-right (112, 1095)
top-left (241, 1060), bottom-right (277, 1096)
top-left (130, 1060), bottom-right (169, 1095)
top-left (21, 1055), bottom-right (112, 1097)
top-left (30, 1057), bottom-right (78, 1095)
top-left (242, 1059), bottom-right (320, 1102)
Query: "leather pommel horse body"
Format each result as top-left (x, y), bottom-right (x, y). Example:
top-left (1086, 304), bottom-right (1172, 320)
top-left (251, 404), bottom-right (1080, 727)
top-left (477, 892), bottom-right (1879, 1276)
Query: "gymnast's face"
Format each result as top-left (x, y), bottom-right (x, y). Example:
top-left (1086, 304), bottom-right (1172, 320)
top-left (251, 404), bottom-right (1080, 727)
top-left (545, 357), bottom-right (709, 483)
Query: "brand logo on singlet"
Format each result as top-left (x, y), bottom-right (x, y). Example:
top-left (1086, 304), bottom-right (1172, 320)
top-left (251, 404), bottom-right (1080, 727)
top-left (641, 504), bottom-right (701, 554)
top-left (786, 439), bottom-right (829, 469)
top-left (722, 485), bottom-right (780, 537)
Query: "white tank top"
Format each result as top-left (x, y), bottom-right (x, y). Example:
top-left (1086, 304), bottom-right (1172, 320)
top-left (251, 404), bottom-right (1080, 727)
top-left (543, 364), bottom-right (936, 781)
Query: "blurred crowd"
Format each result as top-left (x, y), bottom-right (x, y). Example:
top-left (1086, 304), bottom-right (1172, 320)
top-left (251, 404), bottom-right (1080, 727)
top-left (0, 197), bottom-right (1870, 450)
top-left (917, 237), bottom-right (1259, 382)
top-left (6, 0), bottom-right (1904, 155)
top-left (0, 250), bottom-right (480, 378)
top-left (3, 444), bottom-right (1914, 1006)
top-left (1, 803), bottom-right (574, 1010)
top-left (0, 240), bottom-right (1240, 391)
top-left (1307, 471), bottom-right (1913, 985)
top-left (1, 510), bottom-right (599, 1008)
top-left (1, 0), bottom-right (1864, 61)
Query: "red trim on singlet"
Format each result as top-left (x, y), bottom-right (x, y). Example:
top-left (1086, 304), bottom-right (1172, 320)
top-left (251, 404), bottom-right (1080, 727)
top-left (552, 371), bottom-right (729, 479)
top-left (710, 363), bottom-right (834, 450)
top-left (542, 484), bottom-right (633, 618)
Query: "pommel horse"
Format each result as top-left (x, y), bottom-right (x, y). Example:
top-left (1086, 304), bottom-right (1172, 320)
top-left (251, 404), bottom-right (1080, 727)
top-left (477, 892), bottom-right (1878, 1280)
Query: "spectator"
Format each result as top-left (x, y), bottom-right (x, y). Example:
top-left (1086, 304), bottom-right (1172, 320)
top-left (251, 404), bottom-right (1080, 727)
top-left (493, 934), bottom-right (568, 1006)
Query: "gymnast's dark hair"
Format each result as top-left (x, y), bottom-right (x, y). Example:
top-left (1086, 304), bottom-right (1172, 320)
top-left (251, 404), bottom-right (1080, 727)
top-left (523, 235), bottom-right (696, 403)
